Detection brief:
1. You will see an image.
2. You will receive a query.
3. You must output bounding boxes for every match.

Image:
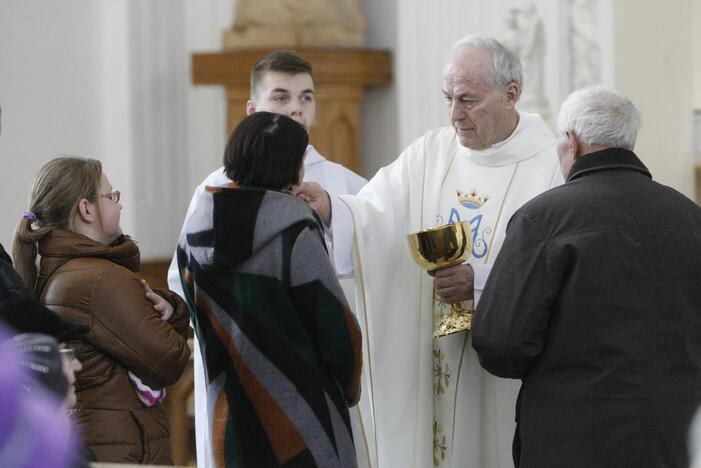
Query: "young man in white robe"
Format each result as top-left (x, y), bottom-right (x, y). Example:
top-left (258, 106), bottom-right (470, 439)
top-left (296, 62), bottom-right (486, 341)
top-left (167, 50), bottom-right (366, 468)
top-left (298, 35), bottom-right (563, 468)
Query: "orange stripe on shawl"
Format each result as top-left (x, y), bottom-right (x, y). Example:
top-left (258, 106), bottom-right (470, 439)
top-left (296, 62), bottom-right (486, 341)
top-left (212, 390), bottom-right (229, 468)
top-left (344, 307), bottom-right (363, 404)
top-left (202, 298), bottom-right (307, 464)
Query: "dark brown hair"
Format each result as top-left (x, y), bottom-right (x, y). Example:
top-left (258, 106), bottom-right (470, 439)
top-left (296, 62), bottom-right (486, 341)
top-left (223, 112), bottom-right (308, 189)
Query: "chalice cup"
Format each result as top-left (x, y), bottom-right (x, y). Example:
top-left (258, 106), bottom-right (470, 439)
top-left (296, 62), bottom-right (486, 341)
top-left (407, 221), bottom-right (473, 338)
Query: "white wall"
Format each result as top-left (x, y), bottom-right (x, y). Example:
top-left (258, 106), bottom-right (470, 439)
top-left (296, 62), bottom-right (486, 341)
top-left (126, 0), bottom-right (204, 259)
top-left (613, 0), bottom-right (695, 197)
top-left (182, 0), bottom-right (234, 195)
top-left (0, 0), bottom-right (131, 251)
top-left (359, 0), bottom-right (399, 177)
top-left (0, 0), bottom-right (211, 259)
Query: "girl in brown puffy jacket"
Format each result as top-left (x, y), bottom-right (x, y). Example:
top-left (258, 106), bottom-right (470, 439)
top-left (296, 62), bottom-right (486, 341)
top-left (12, 157), bottom-right (191, 464)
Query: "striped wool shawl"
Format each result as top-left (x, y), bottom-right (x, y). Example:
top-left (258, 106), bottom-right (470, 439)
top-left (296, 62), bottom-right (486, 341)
top-left (177, 185), bottom-right (362, 468)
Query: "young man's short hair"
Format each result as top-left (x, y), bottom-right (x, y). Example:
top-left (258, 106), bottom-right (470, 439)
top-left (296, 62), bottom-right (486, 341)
top-left (250, 50), bottom-right (314, 99)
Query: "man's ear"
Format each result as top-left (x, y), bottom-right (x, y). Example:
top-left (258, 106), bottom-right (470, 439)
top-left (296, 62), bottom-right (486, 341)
top-left (245, 100), bottom-right (256, 116)
top-left (77, 198), bottom-right (96, 224)
top-left (504, 82), bottom-right (520, 108)
top-left (566, 131), bottom-right (581, 159)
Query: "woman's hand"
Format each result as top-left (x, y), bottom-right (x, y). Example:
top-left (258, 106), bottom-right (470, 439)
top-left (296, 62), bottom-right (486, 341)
top-left (141, 279), bottom-right (174, 321)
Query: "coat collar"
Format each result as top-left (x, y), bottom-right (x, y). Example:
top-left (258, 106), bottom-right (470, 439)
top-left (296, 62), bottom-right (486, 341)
top-left (38, 229), bottom-right (140, 272)
top-left (567, 147), bottom-right (651, 182)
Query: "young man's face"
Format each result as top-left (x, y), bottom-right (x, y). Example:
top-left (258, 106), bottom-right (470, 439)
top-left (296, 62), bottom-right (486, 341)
top-left (247, 71), bottom-right (316, 132)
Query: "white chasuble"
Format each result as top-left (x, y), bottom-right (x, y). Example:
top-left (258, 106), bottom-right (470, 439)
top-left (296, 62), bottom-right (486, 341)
top-left (336, 113), bottom-right (562, 468)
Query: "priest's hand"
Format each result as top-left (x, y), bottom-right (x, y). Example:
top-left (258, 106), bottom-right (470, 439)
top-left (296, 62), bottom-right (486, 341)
top-left (296, 181), bottom-right (332, 226)
top-left (434, 263), bottom-right (475, 304)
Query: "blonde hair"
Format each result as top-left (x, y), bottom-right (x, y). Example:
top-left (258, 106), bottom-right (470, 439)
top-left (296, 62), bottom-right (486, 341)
top-left (12, 157), bottom-right (103, 292)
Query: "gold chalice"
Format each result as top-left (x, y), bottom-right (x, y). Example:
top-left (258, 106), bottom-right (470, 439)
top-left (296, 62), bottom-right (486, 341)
top-left (407, 221), bottom-right (473, 338)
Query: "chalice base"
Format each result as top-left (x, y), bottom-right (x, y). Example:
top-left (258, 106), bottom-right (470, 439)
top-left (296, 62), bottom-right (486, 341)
top-left (433, 308), bottom-right (473, 338)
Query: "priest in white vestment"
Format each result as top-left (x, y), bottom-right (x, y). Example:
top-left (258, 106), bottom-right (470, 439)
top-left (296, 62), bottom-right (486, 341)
top-left (299, 35), bottom-right (563, 468)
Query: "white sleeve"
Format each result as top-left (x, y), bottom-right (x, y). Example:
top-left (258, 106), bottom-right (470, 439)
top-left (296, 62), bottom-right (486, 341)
top-left (329, 195), bottom-right (355, 277)
top-left (166, 253), bottom-right (184, 299)
top-left (343, 168), bottom-right (368, 195)
top-left (167, 168), bottom-right (227, 297)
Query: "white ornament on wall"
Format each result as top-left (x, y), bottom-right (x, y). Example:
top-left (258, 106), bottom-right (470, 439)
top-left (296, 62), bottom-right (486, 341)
top-left (503, 4), bottom-right (550, 120)
top-left (567, 0), bottom-right (603, 90)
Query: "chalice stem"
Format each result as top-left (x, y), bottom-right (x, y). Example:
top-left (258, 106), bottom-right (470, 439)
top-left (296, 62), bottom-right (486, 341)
top-left (433, 303), bottom-right (473, 338)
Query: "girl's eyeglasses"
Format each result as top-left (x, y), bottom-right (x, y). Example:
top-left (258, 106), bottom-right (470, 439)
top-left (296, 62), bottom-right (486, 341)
top-left (58, 346), bottom-right (75, 362)
top-left (99, 191), bottom-right (121, 204)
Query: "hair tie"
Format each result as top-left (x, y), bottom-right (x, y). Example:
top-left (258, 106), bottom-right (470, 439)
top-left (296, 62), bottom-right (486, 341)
top-left (22, 210), bottom-right (37, 222)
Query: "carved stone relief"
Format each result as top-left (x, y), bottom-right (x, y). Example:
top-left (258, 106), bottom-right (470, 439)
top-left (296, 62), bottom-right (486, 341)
top-left (568, 0), bottom-right (602, 90)
top-left (223, 0), bottom-right (366, 49)
top-left (503, 4), bottom-right (549, 118)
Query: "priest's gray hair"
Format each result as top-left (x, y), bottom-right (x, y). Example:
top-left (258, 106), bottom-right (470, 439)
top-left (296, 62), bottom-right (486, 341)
top-left (446, 35), bottom-right (523, 93)
top-left (557, 86), bottom-right (641, 151)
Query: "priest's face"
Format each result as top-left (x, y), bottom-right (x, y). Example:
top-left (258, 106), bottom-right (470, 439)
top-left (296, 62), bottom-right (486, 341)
top-left (246, 71), bottom-right (316, 132)
top-left (442, 49), bottom-right (519, 150)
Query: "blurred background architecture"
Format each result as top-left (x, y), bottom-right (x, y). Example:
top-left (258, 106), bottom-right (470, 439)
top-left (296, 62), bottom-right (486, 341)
top-left (0, 0), bottom-right (699, 259)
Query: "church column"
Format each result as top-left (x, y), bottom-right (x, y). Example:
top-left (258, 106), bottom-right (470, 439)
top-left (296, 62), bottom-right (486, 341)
top-left (122, 0), bottom-right (192, 259)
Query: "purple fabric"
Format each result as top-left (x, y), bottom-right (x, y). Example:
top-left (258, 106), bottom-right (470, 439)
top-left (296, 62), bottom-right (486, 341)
top-left (0, 325), bottom-right (76, 467)
top-left (128, 370), bottom-right (167, 407)
top-left (21, 210), bottom-right (37, 223)
top-left (0, 336), bottom-right (21, 444)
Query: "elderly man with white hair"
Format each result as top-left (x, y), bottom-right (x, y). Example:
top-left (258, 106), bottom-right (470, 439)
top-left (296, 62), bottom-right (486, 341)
top-left (299, 35), bottom-right (562, 468)
top-left (472, 86), bottom-right (701, 468)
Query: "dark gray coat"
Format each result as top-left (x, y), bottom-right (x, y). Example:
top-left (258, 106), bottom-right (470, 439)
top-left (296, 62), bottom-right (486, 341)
top-left (473, 148), bottom-right (701, 468)
top-left (0, 243), bottom-right (28, 302)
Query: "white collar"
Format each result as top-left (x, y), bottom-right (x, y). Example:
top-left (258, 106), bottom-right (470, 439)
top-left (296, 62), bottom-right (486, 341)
top-left (304, 145), bottom-right (326, 166)
top-left (461, 112), bottom-right (555, 167)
